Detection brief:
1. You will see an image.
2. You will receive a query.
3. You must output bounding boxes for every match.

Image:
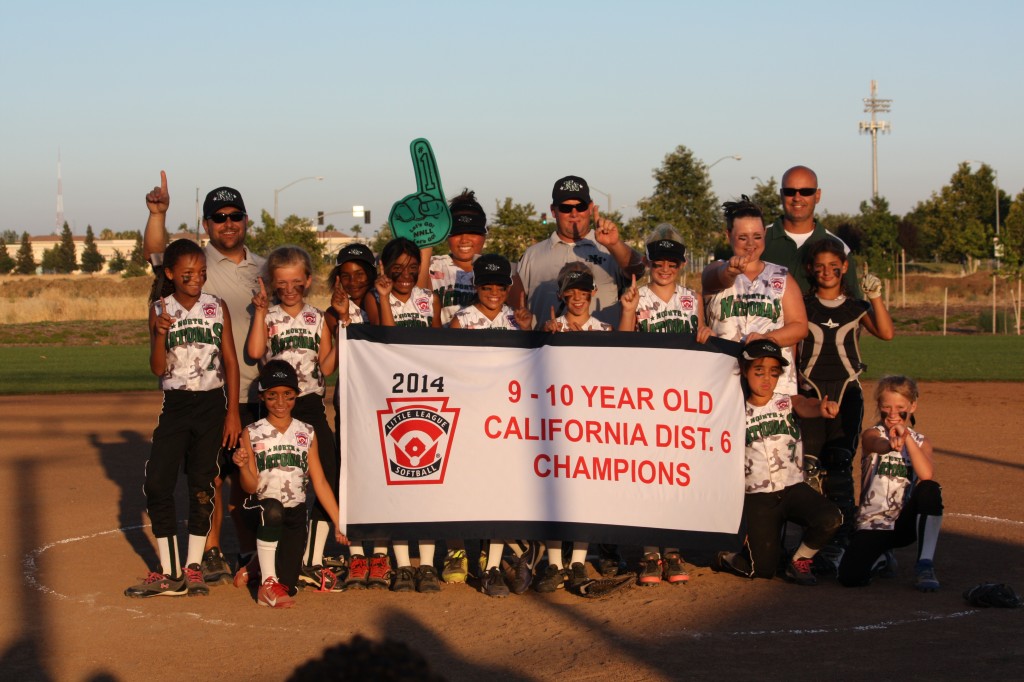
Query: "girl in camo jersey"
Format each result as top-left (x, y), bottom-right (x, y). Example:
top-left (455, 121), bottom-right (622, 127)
top-left (702, 197), bottom-right (808, 395)
top-left (838, 376), bottom-right (944, 592)
top-left (618, 225), bottom-right (713, 587)
top-left (124, 238), bottom-right (241, 599)
top-left (365, 237), bottom-right (443, 594)
top-left (449, 254), bottom-right (533, 330)
top-left (246, 245), bottom-right (341, 592)
top-left (364, 237), bottom-right (441, 329)
top-left (233, 360), bottom-right (348, 608)
top-left (417, 189), bottom-right (489, 326)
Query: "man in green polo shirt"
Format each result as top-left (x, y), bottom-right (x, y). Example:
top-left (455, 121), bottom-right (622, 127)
top-left (763, 165), bottom-right (861, 297)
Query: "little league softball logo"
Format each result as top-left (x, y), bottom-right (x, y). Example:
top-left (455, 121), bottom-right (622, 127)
top-left (769, 276), bottom-right (785, 292)
top-left (377, 398), bottom-right (460, 485)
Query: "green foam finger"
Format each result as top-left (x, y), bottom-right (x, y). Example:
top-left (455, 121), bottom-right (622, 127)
top-left (388, 137), bottom-right (452, 248)
top-left (412, 139), bottom-right (444, 200)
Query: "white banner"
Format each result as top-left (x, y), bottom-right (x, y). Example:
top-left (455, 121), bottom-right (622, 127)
top-left (339, 328), bottom-right (745, 547)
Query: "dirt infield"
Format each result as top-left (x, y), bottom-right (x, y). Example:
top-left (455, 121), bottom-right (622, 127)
top-left (1, 382), bottom-right (1022, 681)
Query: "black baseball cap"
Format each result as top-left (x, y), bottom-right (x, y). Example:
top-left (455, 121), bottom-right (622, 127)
top-left (557, 262), bottom-right (596, 294)
top-left (335, 243), bottom-right (375, 268)
top-left (473, 254), bottom-right (512, 287)
top-left (450, 193), bottom-right (488, 236)
top-left (552, 175), bottom-right (591, 205)
top-left (646, 239), bottom-right (687, 263)
top-left (203, 187), bottom-right (246, 219)
top-left (258, 360), bottom-right (299, 392)
top-left (742, 339), bottom-right (789, 366)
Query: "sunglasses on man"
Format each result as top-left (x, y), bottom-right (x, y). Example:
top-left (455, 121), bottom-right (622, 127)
top-left (556, 201), bottom-right (591, 214)
top-left (209, 212), bottom-right (247, 224)
top-left (781, 187), bottom-right (817, 197)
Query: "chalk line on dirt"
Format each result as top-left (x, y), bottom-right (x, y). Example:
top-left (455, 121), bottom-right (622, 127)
top-left (24, 517), bottom-right (1021, 638)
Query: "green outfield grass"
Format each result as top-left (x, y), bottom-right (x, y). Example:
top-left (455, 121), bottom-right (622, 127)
top-left (0, 335), bottom-right (1020, 395)
top-left (860, 335), bottom-right (1023, 382)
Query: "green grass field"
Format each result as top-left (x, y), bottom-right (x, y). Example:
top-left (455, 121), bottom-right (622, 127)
top-left (1, 335), bottom-right (1021, 395)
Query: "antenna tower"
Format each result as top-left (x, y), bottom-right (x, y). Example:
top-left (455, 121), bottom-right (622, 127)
top-left (56, 147), bottom-right (65, 230)
top-left (859, 80), bottom-right (892, 198)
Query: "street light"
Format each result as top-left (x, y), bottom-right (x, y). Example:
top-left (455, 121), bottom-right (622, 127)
top-left (590, 187), bottom-right (612, 212)
top-left (708, 154), bottom-right (742, 170)
top-left (274, 176), bottom-right (324, 226)
top-left (967, 160), bottom-right (1001, 266)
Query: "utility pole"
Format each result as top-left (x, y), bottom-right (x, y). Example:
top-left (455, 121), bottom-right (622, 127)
top-left (859, 80), bottom-right (892, 198)
top-left (56, 147), bottom-right (64, 230)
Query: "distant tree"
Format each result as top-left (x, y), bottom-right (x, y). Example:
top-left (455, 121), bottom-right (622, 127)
top-left (352, 224), bottom-right (363, 238)
top-left (177, 222), bottom-right (190, 234)
top-left (1, 229), bottom-right (18, 244)
top-left (246, 211), bottom-right (327, 263)
top-left (484, 198), bottom-right (549, 262)
top-left (634, 145), bottom-right (721, 262)
top-left (81, 225), bottom-right (105, 274)
top-left (53, 221), bottom-right (78, 273)
top-left (123, 234), bottom-right (148, 278)
top-left (107, 249), bottom-right (128, 274)
top-left (0, 239), bottom-right (15, 274)
top-left (40, 246), bottom-right (61, 273)
top-left (99, 228), bottom-right (115, 240)
top-left (116, 229), bottom-right (142, 240)
top-left (371, 224), bottom-right (393, 254)
top-left (857, 196), bottom-right (900, 277)
top-left (1001, 189), bottom-right (1024, 276)
top-left (749, 177), bottom-right (782, 225)
top-left (14, 232), bottom-right (36, 274)
top-left (907, 162), bottom-right (994, 269)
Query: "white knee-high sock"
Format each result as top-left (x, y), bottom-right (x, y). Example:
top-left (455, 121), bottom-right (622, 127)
top-left (186, 534), bottom-right (207, 567)
top-left (157, 536), bottom-right (180, 577)
top-left (257, 538), bottom-right (278, 582)
top-left (393, 541), bottom-right (411, 567)
top-left (303, 520), bottom-right (329, 566)
top-left (794, 542), bottom-right (818, 560)
top-left (570, 542), bottom-right (588, 566)
top-left (917, 515), bottom-right (943, 561)
top-left (486, 541), bottom-right (505, 570)
top-left (547, 540), bottom-right (563, 569)
top-left (419, 541), bottom-right (435, 566)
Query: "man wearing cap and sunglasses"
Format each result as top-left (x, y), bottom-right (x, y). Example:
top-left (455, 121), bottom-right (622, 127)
top-left (143, 172), bottom-right (265, 586)
top-left (510, 175), bottom-right (645, 329)
top-left (763, 165), bottom-right (861, 297)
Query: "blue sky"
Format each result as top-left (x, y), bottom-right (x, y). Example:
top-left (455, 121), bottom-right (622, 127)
top-left (2, 1), bottom-right (1021, 236)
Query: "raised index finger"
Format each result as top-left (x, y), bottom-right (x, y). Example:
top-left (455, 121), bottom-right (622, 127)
top-left (410, 138), bottom-right (444, 200)
top-left (160, 170), bottom-right (167, 193)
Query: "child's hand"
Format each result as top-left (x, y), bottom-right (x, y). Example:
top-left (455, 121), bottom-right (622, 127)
top-left (335, 530), bottom-right (350, 545)
top-left (232, 446), bottom-right (250, 467)
top-left (620, 274), bottom-right (639, 312)
top-left (331, 277), bottom-right (351, 324)
top-left (862, 273), bottom-right (883, 299)
top-left (542, 306), bottom-right (560, 333)
top-left (727, 253), bottom-right (751, 276)
top-left (696, 326), bottom-right (714, 344)
top-left (514, 292), bottom-right (533, 329)
top-left (888, 424), bottom-right (906, 452)
top-left (375, 263), bottom-right (393, 298)
top-left (251, 278), bottom-right (269, 312)
top-left (153, 308), bottom-right (173, 337)
top-left (820, 395), bottom-right (840, 419)
top-left (223, 411), bottom-right (241, 449)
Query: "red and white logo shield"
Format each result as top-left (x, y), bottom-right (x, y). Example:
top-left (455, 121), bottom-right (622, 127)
top-left (377, 398), bottom-right (460, 485)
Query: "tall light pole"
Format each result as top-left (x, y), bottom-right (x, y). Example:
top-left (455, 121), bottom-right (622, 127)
top-left (859, 80), bottom-right (892, 199)
top-left (708, 154), bottom-right (741, 170)
top-left (274, 176), bottom-right (324, 226)
top-left (590, 186), bottom-right (612, 212)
